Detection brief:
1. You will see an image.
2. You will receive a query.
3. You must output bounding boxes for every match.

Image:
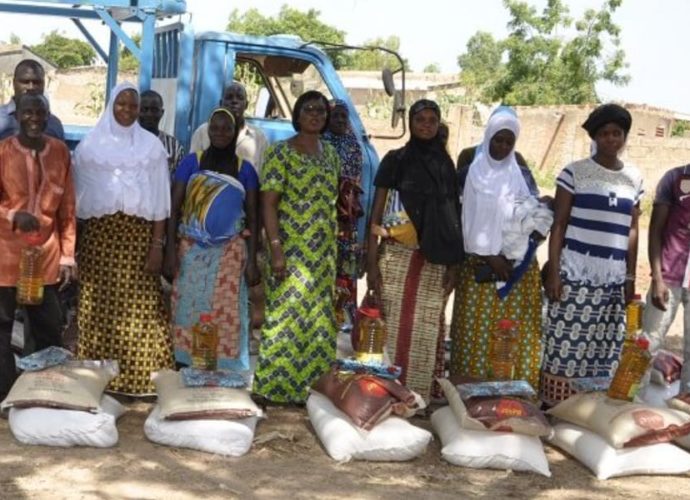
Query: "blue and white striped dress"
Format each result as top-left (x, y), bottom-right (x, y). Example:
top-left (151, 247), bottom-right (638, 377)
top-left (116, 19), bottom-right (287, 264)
top-left (540, 158), bottom-right (643, 405)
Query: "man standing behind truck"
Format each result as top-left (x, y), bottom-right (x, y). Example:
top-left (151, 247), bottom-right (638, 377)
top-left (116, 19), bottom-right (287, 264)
top-left (0, 93), bottom-right (76, 401)
top-left (0, 59), bottom-right (64, 140)
top-left (190, 81), bottom-right (268, 174)
top-left (139, 89), bottom-right (185, 176)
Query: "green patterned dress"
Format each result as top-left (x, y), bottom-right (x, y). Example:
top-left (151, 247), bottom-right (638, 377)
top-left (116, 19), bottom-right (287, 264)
top-left (253, 140), bottom-right (340, 403)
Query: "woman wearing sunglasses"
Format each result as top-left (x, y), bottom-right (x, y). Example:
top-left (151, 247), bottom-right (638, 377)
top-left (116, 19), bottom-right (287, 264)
top-left (253, 90), bottom-right (341, 404)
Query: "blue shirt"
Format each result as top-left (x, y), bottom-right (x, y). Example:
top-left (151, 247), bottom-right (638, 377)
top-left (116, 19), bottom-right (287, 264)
top-left (0, 99), bottom-right (65, 141)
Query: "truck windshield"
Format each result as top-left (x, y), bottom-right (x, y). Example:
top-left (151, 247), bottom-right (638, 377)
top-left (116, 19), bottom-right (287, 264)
top-left (234, 55), bottom-right (332, 121)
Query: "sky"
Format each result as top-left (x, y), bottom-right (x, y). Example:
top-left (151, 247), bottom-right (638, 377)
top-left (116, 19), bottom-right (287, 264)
top-left (1, 0), bottom-right (688, 113)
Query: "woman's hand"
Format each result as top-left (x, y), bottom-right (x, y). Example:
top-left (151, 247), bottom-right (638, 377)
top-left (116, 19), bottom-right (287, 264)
top-left (13, 211), bottom-right (40, 233)
top-left (544, 268), bottom-right (563, 302)
top-left (144, 246), bottom-right (164, 276)
top-left (624, 279), bottom-right (636, 305)
top-left (270, 245), bottom-right (287, 280)
top-left (366, 262), bottom-right (383, 300)
top-left (443, 265), bottom-right (459, 295)
top-left (485, 255), bottom-right (512, 282)
top-left (162, 248), bottom-right (177, 281)
top-left (245, 261), bottom-right (261, 287)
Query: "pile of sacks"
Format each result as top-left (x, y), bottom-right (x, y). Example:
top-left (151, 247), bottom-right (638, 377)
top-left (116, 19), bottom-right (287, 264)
top-left (1, 347), bottom-right (124, 448)
top-left (434, 379), bottom-right (553, 477)
top-left (307, 359), bottom-right (432, 462)
top-left (145, 368), bottom-right (263, 457)
top-left (546, 389), bottom-right (690, 479)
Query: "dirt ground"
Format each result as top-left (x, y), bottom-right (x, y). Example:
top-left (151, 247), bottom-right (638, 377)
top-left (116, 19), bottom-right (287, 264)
top-left (1, 203), bottom-right (688, 498)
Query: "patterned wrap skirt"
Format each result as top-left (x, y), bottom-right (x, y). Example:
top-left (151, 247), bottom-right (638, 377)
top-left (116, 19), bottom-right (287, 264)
top-left (171, 236), bottom-right (249, 371)
top-left (77, 212), bottom-right (174, 395)
top-left (379, 240), bottom-right (447, 403)
top-left (450, 255), bottom-right (543, 391)
top-left (540, 277), bottom-right (626, 406)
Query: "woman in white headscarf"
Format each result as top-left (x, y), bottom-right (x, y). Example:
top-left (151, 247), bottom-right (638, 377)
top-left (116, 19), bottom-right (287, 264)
top-left (450, 109), bottom-right (545, 390)
top-left (73, 82), bottom-right (173, 396)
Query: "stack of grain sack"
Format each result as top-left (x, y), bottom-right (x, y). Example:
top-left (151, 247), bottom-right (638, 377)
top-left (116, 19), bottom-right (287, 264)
top-left (307, 359), bottom-right (432, 462)
top-left (544, 353), bottom-right (690, 481)
top-left (144, 368), bottom-right (263, 457)
top-left (1, 347), bottom-right (124, 448)
top-left (433, 379), bottom-right (553, 477)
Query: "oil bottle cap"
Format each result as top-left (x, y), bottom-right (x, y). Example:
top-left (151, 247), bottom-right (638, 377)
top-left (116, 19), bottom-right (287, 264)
top-left (359, 307), bottom-right (381, 319)
top-left (199, 314), bottom-right (213, 323)
top-left (497, 319), bottom-right (517, 330)
top-left (635, 337), bottom-right (650, 350)
top-left (23, 232), bottom-right (42, 246)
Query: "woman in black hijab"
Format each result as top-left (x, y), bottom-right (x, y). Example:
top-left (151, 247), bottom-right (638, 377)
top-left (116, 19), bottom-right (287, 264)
top-left (366, 99), bottom-right (463, 403)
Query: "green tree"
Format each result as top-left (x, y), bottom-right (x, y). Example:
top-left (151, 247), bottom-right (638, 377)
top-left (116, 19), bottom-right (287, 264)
top-left (423, 62), bottom-right (441, 73)
top-left (8, 33), bottom-right (21, 45)
top-left (119, 33), bottom-right (141, 73)
top-left (227, 5), bottom-right (349, 68)
top-left (457, 0), bottom-right (628, 105)
top-left (343, 36), bottom-right (408, 71)
top-left (31, 31), bottom-right (95, 69)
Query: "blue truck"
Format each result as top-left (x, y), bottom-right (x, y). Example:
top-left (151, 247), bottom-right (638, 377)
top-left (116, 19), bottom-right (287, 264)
top-left (0, 0), bottom-right (407, 229)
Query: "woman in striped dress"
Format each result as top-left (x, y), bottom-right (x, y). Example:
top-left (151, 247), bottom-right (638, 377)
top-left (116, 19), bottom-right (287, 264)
top-left (541, 104), bottom-right (644, 406)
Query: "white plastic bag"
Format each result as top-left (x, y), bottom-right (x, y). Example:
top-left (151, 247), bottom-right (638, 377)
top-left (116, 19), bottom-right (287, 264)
top-left (430, 406), bottom-right (551, 476)
top-left (549, 422), bottom-right (690, 480)
top-left (144, 404), bottom-right (257, 457)
top-left (8, 395), bottom-right (125, 448)
top-left (638, 380), bottom-right (680, 408)
top-left (306, 392), bottom-right (432, 462)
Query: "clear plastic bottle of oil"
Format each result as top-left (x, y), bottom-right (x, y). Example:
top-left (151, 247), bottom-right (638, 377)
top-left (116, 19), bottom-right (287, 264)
top-left (624, 294), bottom-right (644, 349)
top-left (17, 232), bottom-right (44, 305)
top-left (192, 314), bottom-right (219, 370)
top-left (488, 319), bottom-right (519, 380)
top-left (355, 306), bottom-right (386, 363)
top-left (607, 336), bottom-right (651, 401)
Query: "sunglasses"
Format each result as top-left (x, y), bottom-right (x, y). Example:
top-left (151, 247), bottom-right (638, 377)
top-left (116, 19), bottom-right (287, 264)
top-left (302, 104), bottom-right (328, 115)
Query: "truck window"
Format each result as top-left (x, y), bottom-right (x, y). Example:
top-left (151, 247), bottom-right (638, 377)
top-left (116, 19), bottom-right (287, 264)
top-left (234, 55), bottom-right (332, 120)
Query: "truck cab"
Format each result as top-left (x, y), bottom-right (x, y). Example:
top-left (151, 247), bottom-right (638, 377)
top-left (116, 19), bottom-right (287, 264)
top-left (0, 1), bottom-right (407, 235)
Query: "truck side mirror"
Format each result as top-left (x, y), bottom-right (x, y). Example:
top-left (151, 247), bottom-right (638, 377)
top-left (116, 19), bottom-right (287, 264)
top-left (391, 90), bottom-right (404, 128)
top-left (382, 68), bottom-right (395, 97)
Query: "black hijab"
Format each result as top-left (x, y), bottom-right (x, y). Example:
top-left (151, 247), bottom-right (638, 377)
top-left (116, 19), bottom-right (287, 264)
top-left (386, 99), bottom-right (464, 265)
top-left (200, 108), bottom-right (239, 175)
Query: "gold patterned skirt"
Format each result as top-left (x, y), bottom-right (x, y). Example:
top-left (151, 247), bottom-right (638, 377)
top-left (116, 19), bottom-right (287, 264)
top-left (77, 212), bottom-right (174, 395)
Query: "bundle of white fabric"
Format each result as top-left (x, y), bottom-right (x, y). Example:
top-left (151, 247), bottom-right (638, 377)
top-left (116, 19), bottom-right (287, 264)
top-left (501, 196), bottom-right (553, 261)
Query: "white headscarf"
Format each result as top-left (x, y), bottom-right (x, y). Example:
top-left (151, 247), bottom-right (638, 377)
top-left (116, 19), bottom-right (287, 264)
top-left (462, 111), bottom-right (530, 255)
top-left (73, 82), bottom-right (170, 221)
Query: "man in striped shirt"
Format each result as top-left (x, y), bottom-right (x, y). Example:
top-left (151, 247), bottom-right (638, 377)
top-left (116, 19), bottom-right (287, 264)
top-left (139, 89), bottom-right (184, 176)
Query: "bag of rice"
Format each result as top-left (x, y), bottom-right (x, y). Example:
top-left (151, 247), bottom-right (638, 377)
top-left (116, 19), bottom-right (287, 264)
top-left (549, 422), bottom-right (690, 480)
top-left (307, 392), bottom-right (431, 462)
top-left (144, 405), bottom-right (257, 456)
top-left (547, 391), bottom-right (690, 448)
top-left (9, 395), bottom-right (125, 448)
top-left (312, 368), bottom-right (423, 430)
top-left (438, 378), bottom-right (551, 437)
top-left (153, 370), bottom-right (262, 420)
top-left (431, 406), bottom-right (551, 476)
top-left (1, 360), bottom-right (119, 412)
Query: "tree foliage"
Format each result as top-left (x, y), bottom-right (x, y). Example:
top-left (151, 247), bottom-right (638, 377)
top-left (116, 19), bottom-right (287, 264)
top-left (342, 36), bottom-right (409, 72)
top-left (31, 31), bottom-right (95, 69)
top-left (227, 5), bottom-right (349, 68)
top-left (457, 0), bottom-right (628, 105)
top-left (423, 62), bottom-right (441, 74)
top-left (119, 33), bottom-right (142, 73)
